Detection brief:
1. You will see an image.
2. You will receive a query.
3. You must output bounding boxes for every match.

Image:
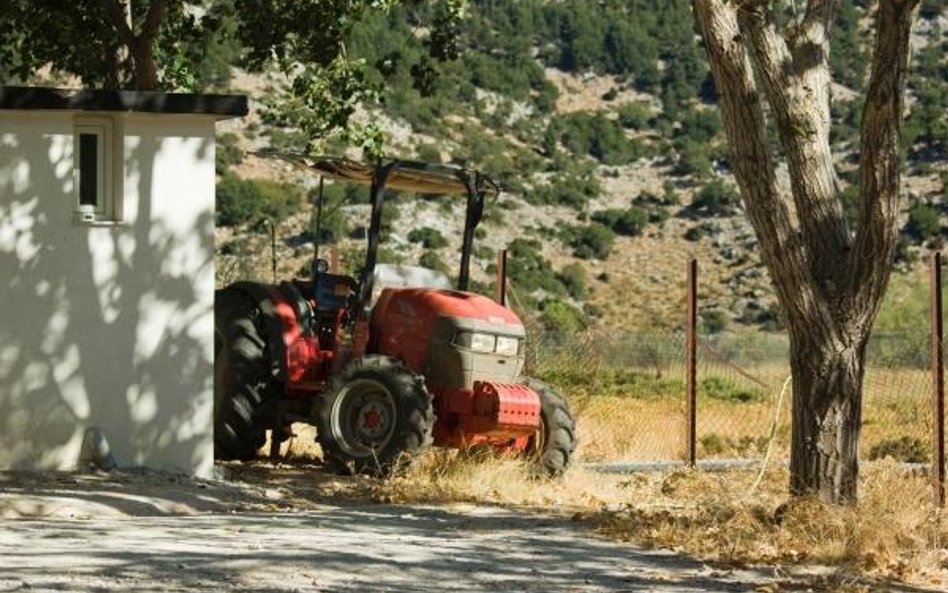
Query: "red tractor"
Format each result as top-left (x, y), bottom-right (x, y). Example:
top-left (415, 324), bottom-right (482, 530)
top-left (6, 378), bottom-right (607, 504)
top-left (215, 158), bottom-right (577, 475)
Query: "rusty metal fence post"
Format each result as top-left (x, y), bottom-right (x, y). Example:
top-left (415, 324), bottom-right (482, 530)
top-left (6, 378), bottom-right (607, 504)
top-left (931, 252), bottom-right (946, 507)
top-left (686, 258), bottom-right (697, 467)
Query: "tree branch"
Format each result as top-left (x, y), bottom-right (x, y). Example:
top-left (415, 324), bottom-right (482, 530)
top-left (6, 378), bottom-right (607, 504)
top-left (692, 0), bottom-right (823, 326)
top-left (140, 0), bottom-right (169, 43)
top-left (735, 0), bottom-right (849, 294)
top-left (849, 0), bottom-right (920, 323)
top-left (796, 0), bottom-right (837, 50)
top-left (106, 0), bottom-right (135, 46)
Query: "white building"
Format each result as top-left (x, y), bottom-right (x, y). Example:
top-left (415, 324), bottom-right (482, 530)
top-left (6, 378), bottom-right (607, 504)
top-left (0, 86), bottom-right (247, 477)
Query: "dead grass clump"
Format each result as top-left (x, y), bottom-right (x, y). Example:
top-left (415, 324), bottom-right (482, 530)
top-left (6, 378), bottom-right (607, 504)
top-left (374, 448), bottom-right (632, 510)
top-left (595, 461), bottom-right (948, 586)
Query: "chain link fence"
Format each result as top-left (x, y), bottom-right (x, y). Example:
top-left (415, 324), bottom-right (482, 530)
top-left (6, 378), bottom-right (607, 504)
top-left (529, 329), bottom-right (938, 469)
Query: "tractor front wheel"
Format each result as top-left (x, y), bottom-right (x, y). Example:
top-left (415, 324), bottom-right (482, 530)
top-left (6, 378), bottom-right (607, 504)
top-left (316, 356), bottom-right (434, 475)
top-left (526, 379), bottom-right (577, 477)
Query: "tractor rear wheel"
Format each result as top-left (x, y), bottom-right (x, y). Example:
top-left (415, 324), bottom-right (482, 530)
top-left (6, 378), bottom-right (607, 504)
top-left (526, 379), bottom-right (577, 477)
top-left (214, 290), bottom-right (272, 461)
top-left (316, 356), bottom-right (434, 476)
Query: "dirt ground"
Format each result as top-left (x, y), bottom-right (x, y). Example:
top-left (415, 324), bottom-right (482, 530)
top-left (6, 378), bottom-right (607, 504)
top-left (0, 464), bottom-right (935, 593)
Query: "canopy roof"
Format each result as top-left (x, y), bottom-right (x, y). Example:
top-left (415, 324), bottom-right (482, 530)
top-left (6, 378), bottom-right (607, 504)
top-left (300, 156), bottom-right (499, 198)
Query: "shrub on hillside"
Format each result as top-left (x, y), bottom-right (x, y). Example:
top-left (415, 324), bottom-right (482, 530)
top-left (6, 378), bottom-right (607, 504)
top-left (564, 223), bottom-right (616, 260)
top-left (506, 238), bottom-right (567, 299)
top-left (216, 132), bottom-right (243, 174)
top-left (905, 202), bottom-right (940, 243)
top-left (419, 250), bottom-right (450, 274)
top-left (539, 298), bottom-right (587, 333)
top-left (532, 172), bottom-right (602, 209)
top-left (676, 141), bottom-right (713, 179)
top-left (557, 263), bottom-right (588, 300)
top-left (676, 108), bottom-right (722, 144)
top-left (616, 101), bottom-right (652, 130)
top-left (691, 179), bottom-right (741, 217)
top-left (408, 226), bottom-right (449, 249)
top-left (216, 175), bottom-right (304, 227)
top-left (591, 207), bottom-right (649, 236)
top-left (550, 112), bottom-right (642, 165)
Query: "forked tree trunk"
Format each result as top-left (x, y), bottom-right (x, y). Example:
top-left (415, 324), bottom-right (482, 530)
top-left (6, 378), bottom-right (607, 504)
top-left (691, 0), bottom-right (920, 503)
top-left (106, 0), bottom-right (166, 90)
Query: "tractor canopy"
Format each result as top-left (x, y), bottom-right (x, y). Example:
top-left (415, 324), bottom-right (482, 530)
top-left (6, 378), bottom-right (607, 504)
top-left (306, 157), bottom-right (499, 198)
top-left (297, 156), bottom-right (499, 312)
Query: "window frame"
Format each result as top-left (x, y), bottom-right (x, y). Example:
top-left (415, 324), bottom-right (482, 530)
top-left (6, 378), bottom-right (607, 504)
top-left (73, 117), bottom-right (115, 223)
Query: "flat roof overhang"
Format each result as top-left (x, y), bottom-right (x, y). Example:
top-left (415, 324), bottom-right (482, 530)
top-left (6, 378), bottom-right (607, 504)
top-left (0, 86), bottom-right (248, 119)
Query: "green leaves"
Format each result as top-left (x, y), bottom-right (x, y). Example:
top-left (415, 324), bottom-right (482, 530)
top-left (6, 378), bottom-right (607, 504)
top-left (270, 55), bottom-right (387, 159)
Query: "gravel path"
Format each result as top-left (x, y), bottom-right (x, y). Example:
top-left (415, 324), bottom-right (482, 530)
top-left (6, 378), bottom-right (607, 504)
top-left (1, 503), bottom-right (809, 593)
top-left (0, 469), bottom-right (934, 593)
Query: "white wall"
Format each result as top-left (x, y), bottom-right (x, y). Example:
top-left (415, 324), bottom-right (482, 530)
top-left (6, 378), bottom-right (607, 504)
top-left (0, 112), bottom-right (216, 476)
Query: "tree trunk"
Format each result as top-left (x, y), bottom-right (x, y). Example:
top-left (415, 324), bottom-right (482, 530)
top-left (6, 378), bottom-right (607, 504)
top-left (106, 0), bottom-right (165, 90)
top-left (130, 39), bottom-right (159, 91)
top-left (692, 0), bottom-right (919, 504)
top-left (788, 324), bottom-right (867, 502)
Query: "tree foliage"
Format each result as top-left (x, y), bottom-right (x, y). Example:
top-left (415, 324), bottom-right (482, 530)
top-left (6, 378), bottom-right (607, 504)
top-left (216, 175), bottom-right (304, 227)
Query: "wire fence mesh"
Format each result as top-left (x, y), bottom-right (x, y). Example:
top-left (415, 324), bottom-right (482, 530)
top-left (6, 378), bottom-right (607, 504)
top-left (529, 329), bottom-right (938, 470)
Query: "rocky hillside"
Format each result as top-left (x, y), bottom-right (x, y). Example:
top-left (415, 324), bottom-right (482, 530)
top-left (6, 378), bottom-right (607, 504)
top-left (214, 0), bottom-right (948, 335)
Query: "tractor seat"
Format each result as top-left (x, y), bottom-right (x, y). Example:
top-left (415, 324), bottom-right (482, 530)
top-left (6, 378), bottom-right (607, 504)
top-left (314, 273), bottom-right (357, 312)
top-left (367, 264), bottom-right (452, 310)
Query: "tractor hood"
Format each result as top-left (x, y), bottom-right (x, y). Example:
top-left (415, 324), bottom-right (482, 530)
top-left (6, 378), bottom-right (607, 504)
top-left (374, 288), bottom-right (523, 329)
top-left (370, 287), bottom-right (527, 391)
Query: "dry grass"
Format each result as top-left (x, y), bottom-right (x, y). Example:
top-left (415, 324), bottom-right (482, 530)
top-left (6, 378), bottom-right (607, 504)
top-left (364, 451), bottom-right (948, 587)
top-left (594, 462), bottom-right (948, 587)
top-left (373, 449), bottom-right (631, 509)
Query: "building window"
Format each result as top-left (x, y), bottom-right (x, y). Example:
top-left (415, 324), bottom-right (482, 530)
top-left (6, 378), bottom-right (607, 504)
top-left (74, 119), bottom-right (115, 223)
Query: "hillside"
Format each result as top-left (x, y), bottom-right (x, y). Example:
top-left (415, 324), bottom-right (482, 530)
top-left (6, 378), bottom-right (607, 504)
top-left (213, 0), bottom-right (948, 335)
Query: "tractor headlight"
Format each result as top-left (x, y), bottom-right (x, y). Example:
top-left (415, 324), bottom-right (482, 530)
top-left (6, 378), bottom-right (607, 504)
top-left (495, 336), bottom-right (520, 356)
top-left (454, 331), bottom-right (496, 353)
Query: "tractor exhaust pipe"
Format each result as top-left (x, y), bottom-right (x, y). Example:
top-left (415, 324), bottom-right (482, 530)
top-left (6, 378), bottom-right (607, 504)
top-left (312, 176), bottom-right (324, 272)
top-left (495, 249), bottom-right (507, 306)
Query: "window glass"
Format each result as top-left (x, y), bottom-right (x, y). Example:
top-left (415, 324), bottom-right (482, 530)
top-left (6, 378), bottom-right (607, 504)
top-left (78, 132), bottom-right (99, 207)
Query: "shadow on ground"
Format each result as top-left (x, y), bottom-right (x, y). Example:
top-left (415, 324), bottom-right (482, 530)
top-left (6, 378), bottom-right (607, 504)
top-left (0, 465), bottom-right (939, 593)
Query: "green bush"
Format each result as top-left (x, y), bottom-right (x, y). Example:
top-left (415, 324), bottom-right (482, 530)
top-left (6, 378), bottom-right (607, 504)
top-left (267, 127), bottom-right (307, 152)
top-left (699, 376), bottom-right (763, 403)
top-left (905, 202), bottom-right (940, 242)
top-left (216, 132), bottom-right (243, 175)
top-left (216, 175), bottom-right (304, 227)
top-left (691, 179), bottom-right (741, 217)
top-left (677, 141), bottom-right (714, 179)
top-left (416, 143), bottom-right (443, 163)
top-left (700, 310), bottom-right (729, 335)
top-left (407, 226), bottom-right (449, 249)
top-left (539, 298), bottom-right (587, 333)
top-left (616, 101), bottom-right (652, 130)
top-left (868, 436), bottom-right (930, 463)
top-left (564, 223), bottom-right (616, 260)
top-left (505, 238), bottom-right (568, 300)
top-left (676, 108), bottom-right (722, 144)
top-left (532, 172), bottom-right (602, 209)
top-left (840, 182), bottom-right (861, 226)
top-left (557, 263), bottom-right (588, 300)
top-left (550, 112), bottom-right (642, 165)
top-left (308, 201), bottom-right (348, 244)
top-left (419, 250), bottom-right (450, 274)
top-left (591, 206), bottom-right (649, 236)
